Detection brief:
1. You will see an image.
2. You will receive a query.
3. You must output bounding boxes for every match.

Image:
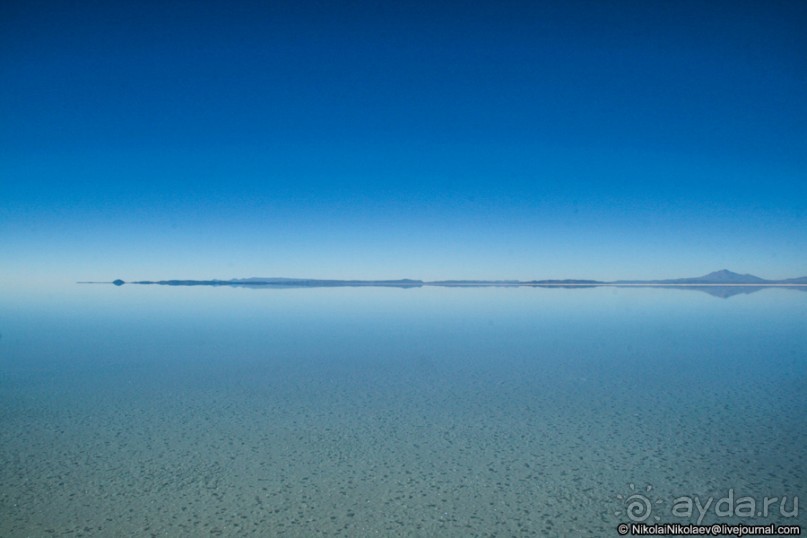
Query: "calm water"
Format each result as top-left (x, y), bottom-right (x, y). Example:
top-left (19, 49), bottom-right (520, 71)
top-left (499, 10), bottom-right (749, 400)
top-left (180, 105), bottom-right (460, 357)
top-left (1, 284), bottom-right (805, 536)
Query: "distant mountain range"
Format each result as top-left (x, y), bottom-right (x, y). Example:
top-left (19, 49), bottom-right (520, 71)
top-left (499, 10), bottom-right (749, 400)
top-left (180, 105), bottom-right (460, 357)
top-left (613, 269), bottom-right (807, 285)
top-left (110, 270), bottom-right (807, 289)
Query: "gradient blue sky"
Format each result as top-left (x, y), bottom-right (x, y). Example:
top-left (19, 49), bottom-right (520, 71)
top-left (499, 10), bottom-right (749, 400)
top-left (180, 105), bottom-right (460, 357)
top-left (2, 0), bottom-right (806, 284)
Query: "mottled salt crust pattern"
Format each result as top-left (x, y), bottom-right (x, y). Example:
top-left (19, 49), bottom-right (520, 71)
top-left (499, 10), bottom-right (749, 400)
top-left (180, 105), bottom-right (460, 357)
top-left (1, 287), bottom-right (804, 536)
top-left (1, 356), bottom-right (803, 537)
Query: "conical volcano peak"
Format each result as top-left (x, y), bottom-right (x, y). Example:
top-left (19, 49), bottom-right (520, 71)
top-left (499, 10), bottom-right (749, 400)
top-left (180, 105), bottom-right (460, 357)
top-left (697, 270), bottom-right (766, 283)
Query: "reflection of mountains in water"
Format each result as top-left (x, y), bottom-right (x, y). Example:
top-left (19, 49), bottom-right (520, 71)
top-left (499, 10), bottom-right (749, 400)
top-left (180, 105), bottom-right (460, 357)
top-left (681, 285), bottom-right (807, 298)
top-left (526, 284), bottom-right (805, 298)
top-left (108, 270), bottom-right (807, 298)
top-left (129, 278), bottom-right (425, 289)
top-left (651, 285), bottom-right (764, 299)
top-left (610, 269), bottom-right (807, 298)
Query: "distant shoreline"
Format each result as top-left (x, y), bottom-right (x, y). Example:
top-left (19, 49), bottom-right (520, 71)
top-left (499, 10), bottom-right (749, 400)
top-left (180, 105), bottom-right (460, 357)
top-left (80, 282), bottom-right (807, 287)
top-left (74, 269), bottom-right (807, 292)
top-left (75, 273), bottom-right (807, 299)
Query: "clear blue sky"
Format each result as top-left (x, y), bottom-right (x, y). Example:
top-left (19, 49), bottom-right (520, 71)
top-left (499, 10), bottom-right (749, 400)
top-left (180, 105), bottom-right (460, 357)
top-left (2, 0), bottom-right (806, 284)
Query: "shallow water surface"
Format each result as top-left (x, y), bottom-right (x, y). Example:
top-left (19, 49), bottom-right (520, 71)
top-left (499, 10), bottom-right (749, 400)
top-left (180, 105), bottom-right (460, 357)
top-left (1, 285), bottom-right (804, 536)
